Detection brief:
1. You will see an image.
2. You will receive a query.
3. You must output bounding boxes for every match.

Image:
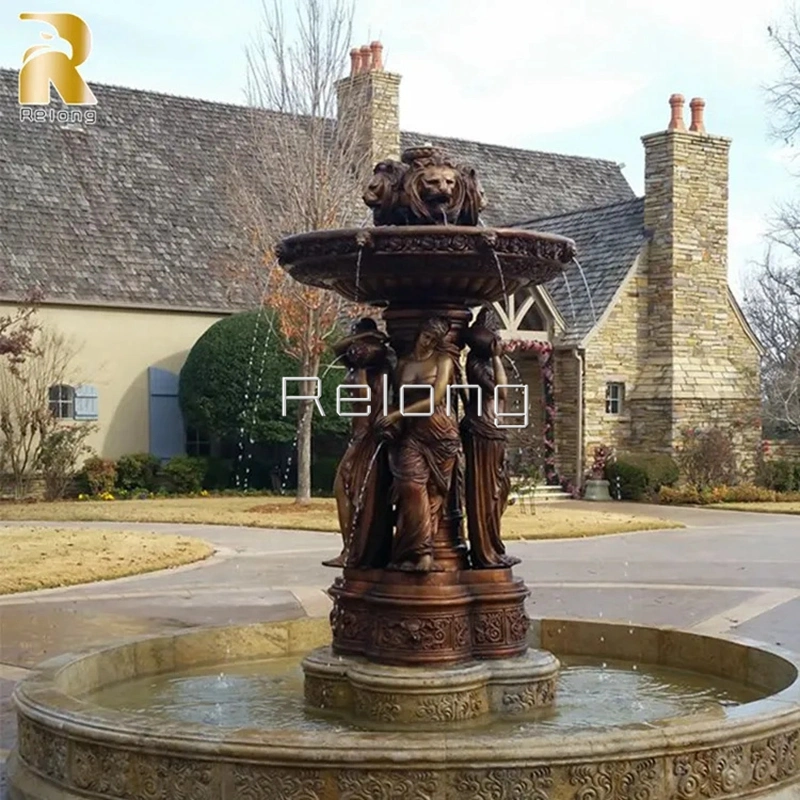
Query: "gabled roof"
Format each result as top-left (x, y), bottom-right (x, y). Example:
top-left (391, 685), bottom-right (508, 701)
top-left (515, 198), bottom-right (647, 345)
top-left (0, 67), bottom-right (635, 312)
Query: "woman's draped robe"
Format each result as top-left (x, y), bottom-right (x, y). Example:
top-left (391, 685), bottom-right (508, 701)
top-left (336, 366), bottom-right (394, 568)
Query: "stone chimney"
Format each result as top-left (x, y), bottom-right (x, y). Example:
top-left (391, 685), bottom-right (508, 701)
top-left (636, 94), bottom-right (757, 456)
top-left (335, 40), bottom-right (401, 165)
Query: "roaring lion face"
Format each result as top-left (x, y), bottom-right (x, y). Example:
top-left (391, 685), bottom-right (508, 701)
top-left (418, 165), bottom-right (459, 202)
top-left (406, 164), bottom-right (466, 223)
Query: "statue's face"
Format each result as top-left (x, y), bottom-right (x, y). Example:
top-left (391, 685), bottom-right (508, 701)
top-left (419, 166), bottom-right (459, 202)
top-left (417, 330), bottom-right (436, 351)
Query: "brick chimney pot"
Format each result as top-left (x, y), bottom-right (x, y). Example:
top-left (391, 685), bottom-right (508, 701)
top-left (370, 41), bottom-right (384, 71)
top-left (349, 48), bottom-right (362, 76)
top-left (689, 97), bottom-right (706, 133)
top-left (668, 93), bottom-right (686, 131)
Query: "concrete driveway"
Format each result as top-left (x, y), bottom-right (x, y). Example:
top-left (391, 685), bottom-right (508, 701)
top-left (1, 503), bottom-right (799, 796)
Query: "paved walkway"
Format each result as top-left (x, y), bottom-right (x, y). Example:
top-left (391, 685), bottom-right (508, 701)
top-left (1, 502), bottom-right (799, 796)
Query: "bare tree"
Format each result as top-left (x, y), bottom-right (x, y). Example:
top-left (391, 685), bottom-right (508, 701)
top-left (0, 298), bottom-right (41, 369)
top-left (226, 0), bottom-right (373, 503)
top-left (0, 318), bottom-right (91, 498)
top-left (745, 231), bottom-right (800, 435)
top-left (767, 6), bottom-right (800, 147)
top-left (748, 12), bottom-right (800, 435)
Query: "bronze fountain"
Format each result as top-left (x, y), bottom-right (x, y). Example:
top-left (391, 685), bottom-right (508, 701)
top-left (10, 145), bottom-right (800, 800)
top-left (277, 144), bottom-right (576, 724)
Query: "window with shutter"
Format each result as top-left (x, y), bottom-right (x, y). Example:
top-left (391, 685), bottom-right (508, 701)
top-left (48, 384), bottom-right (75, 419)
top-left (73, 384), bottom-right (99, 420)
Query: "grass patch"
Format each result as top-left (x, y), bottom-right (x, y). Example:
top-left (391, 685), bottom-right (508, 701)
top-left (0, 527), bottom-right (214, 594)
top-left (708, 502), bottom-right (800, 515)
top-left (0, 496), bottom-right (681, 539)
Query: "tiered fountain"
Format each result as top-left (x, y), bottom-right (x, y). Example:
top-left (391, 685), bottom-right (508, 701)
top-left (280, 145), bottom-right (571, 723)
top-left (8, 147), bottom-right (800, 800)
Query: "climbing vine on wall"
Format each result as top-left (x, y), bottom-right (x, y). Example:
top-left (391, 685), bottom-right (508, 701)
top-left (502, 339), bottom-right (559, 486)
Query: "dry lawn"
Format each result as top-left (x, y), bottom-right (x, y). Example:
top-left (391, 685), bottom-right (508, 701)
top-left (709, 502), bottom-right (800, 515)
top-left (0, 527), bottom-right (213, 595)
top-left (0, 496), bottom-right (681, 539)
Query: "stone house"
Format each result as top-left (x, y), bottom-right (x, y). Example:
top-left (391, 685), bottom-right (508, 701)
top-left (0, 44), bottom-right (762, 486)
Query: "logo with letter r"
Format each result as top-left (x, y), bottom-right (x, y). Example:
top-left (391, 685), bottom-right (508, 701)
top-left (19, 13), bottom-right (97, 105)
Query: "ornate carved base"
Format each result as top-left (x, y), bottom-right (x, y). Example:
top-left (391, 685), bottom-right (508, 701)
top-left (302, 645), bottom-right (559, 728)
top-left (329, 567), bottom-right (530, 666)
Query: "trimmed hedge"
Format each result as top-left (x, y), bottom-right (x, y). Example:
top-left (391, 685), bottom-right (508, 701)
top-left (604, 453), bottom-right (680, 501)
top-left (179, 309), bottom-right (348, 446)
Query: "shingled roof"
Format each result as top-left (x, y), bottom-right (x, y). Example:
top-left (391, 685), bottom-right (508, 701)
top-left (400, 132), bottom-right (635, 226)
top-left (0, 68), bottom-right (634, 312)
top-left (516, 198), bottom-right (648, 345)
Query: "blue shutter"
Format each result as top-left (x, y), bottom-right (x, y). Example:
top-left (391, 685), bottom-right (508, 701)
top-left (73, 384), bottom-right (99, 420)
top-left (148, 367), bottom-right (186, 460)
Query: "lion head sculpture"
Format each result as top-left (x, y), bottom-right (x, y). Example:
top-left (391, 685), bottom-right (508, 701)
top-left (361, 145), bottom-right (487, 227)
top-left (405, 161), bottom-right (467, 225)
top-left (363, 159), bottom-right (409, 226)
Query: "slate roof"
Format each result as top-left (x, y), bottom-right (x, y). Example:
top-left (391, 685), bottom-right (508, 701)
top-left (515, 198), bottom-right (648, 345)
top-left (0, 67), bottom-right (635, 316)
top-left (399, 132), bottom-right (635, 226)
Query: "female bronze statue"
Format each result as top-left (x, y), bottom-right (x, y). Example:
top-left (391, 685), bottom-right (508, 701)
top-left (461, 313), bottom-right (519, 568)
top-left (324, 318), bottom-right (394, 569)
top-left (377, 317), bottom-right (462, 572)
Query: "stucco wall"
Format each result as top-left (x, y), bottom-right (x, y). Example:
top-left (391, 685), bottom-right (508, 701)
top-left (0, 302), bottom-right (225, 459)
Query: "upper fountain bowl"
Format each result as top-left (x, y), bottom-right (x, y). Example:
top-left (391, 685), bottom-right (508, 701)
top-left (275, 225), bottom-right (576, 306)
top-left (276, 144), bottom-right (576, 306)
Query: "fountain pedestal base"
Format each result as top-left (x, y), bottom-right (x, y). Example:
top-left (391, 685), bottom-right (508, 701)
top-left (302, 645), bottom-right (559, 727)
top-left (329, 567), bottom-right (530, 666)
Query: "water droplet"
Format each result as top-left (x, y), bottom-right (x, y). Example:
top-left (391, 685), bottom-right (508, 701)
top-left (601, 662), bottom-right (608, 669)
top-left (632, 664), bottom-right (638, 671)
top-left (599, 636), bottom-right (605, 642)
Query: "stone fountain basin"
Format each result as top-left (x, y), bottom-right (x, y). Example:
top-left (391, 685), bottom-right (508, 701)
top-left (275, 226), bottom-right (577, 305)
top-left (8, 617), bottom-right (800, 800)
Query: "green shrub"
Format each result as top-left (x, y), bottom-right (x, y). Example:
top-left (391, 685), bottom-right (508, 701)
top-left (604, 460), bottom-right (648, 501)
top-left (179, 310), bottom-right (347, 447)
top-left (80, 456), bottom-right (117, 495)
top-left (637, 453), bottom-right (679, 490)
top-left (116, 452), bottom-right (162, 492)
top-left (203, 457), bottom-right (235, 491)
top-left (757, 458), bottom-right (800, 492)
top-left (160, 456), bottom-right (207, 494)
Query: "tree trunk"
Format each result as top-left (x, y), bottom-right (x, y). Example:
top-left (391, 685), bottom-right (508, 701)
top-left (295, 356), bottom-right (320, 505)
top-left (296, 395), bottom-right (313, 504)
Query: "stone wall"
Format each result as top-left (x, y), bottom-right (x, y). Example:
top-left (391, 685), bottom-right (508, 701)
top-left (581, 261), bottom-right (641, 470)
top-left (765, 439), bottom-right (800, 461)
top-left (506, 355), bottom-right (544, 476)
top-left (632, 97), bottom-right (761, 476)
top-left (553, 349), bottom-right (580, 482)
top-left (336, 70), bottom-right (401, 165)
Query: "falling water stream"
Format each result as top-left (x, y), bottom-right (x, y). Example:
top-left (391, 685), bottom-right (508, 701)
top-left (490, 251), bottom-right (508, 313)
top-left (342, 441), bottom-right (385, 564)
top-left (235, 306), bottom-right (276, 490)
top-left (571, 256), bottom-right (598, 323)
top-left (560, 272), bottom-right (577, 324)
top-left (354, 245), bottom-right (364, 301)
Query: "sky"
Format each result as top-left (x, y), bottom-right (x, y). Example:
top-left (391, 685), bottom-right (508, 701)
top-left (4, 0), bottom-right (799, 298)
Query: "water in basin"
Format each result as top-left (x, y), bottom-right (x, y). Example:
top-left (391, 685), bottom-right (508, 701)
top-left (86, 653), bottom-right (766, 734)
